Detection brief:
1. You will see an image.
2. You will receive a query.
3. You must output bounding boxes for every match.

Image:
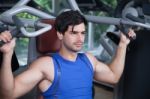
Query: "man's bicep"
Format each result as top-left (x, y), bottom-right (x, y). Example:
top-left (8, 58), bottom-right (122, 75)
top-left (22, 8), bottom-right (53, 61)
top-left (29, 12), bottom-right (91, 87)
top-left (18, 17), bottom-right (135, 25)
top-left (94, 61), bottom-right (115, 84)
top-left (13, 65), bottom-right (43, 98)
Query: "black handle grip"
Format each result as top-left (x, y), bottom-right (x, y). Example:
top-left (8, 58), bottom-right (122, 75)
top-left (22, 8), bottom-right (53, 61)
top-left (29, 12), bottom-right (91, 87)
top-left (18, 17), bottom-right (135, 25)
top-left (0, 16), bottom-right (22, 47)
top-left (0, 28), bottom-right (19, 47)
top-left (106, 32), bottom-right (120, 45)
top-left (0, 24), bottom-right (8, 33)
top-left (119, 24), bottom-right (136, 40)
top-left (0, 40), bottom-right (5, 47)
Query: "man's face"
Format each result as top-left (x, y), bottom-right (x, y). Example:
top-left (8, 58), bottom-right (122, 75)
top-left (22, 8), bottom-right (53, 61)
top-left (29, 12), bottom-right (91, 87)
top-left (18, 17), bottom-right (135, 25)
top-left (62, 23), bottom-right (86, 52)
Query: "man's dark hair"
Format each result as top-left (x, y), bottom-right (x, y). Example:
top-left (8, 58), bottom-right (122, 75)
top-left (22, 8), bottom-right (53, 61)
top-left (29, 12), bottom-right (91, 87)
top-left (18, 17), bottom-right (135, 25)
top-left (54, 10), bottom-right (87, 34)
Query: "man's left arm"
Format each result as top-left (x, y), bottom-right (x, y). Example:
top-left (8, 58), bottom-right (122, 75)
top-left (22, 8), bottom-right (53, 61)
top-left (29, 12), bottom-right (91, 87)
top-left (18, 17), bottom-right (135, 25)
top-left (87, 30), bottom-right (135, 84)
top-left (107, 40), bottom-right (128, 83)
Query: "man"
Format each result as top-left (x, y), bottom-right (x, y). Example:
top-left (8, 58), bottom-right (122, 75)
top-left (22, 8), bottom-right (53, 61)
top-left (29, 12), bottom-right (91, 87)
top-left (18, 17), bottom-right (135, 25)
top-left (0, 10), bottom-right (135, 99)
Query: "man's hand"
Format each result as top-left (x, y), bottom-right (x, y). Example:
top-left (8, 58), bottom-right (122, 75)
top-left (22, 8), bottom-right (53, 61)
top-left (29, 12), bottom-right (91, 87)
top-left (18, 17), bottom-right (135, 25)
top-left (120, 29), bottom-right (136, 45)
top-left (0, 31), bottom-right (16, 55)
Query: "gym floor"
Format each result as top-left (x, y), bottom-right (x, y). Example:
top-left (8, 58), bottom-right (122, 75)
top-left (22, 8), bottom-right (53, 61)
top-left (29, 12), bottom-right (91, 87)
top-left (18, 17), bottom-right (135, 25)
top-left (14, 66), bottom-right (113, 99)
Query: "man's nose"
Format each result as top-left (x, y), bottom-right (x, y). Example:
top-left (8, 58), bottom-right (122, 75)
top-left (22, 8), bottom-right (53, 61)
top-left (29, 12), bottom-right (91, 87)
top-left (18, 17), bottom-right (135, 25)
top-left (77, 33), bottom-right (84, 41)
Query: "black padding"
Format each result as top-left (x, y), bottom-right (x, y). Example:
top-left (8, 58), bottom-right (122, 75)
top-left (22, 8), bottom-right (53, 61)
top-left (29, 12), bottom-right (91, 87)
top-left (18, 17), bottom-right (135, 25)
top-left (117, 29), bottom-right (150, 99)
top-left (143, 3), bottom-right (150, 15)
top-left (0, 52), bottom-right (19, 72)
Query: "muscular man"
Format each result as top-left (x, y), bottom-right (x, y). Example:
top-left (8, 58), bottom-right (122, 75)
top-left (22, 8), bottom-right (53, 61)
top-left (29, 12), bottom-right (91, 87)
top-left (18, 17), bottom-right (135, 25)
top-left (0, 10), bottom-right (135, 99)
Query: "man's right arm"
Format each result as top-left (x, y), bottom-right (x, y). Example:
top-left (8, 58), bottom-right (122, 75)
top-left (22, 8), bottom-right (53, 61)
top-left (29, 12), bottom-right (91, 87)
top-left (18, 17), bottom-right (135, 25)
top-left (0, 31), bottom-right (16, 98)
top-left (0, 53), bottom-right (14, 99)
top-left (0, 31), bottom-right (45, 99)
top-left (0, 53), bottom-right (46, 99)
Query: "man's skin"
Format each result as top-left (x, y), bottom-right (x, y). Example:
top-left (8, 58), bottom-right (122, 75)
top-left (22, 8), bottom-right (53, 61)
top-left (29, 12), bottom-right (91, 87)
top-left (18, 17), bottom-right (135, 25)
top-left (0, 23), bottom-right (135, 99)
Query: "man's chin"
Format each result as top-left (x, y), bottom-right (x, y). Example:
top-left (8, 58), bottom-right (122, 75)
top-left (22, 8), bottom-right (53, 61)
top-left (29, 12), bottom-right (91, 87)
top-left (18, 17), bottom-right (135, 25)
top-left (72, 48), bottom-right (82, 52)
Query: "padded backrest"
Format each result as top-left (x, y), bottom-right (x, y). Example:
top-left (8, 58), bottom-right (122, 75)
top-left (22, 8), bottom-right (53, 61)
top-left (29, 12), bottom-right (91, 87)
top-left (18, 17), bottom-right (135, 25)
top-left (36, 19), bottom-right (61, 99)
top-left (36, 19), bottom-right (61, 54)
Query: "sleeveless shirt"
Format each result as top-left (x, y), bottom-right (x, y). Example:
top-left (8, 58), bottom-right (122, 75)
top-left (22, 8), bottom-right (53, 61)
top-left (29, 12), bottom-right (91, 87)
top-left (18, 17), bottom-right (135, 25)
top-left (42, 53), bottom-right (94, 99)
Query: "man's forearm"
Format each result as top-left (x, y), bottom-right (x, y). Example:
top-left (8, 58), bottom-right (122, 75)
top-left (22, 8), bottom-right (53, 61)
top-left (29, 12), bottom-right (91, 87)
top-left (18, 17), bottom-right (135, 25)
top-left (109, 42), bottom-right (127, 81)
top-left (0, 53), bottom-right (14, 97)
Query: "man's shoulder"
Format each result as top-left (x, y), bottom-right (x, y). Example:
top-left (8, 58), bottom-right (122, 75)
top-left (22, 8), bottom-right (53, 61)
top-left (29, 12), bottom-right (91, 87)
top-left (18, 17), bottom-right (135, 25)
top-left (83, 52), bottom-right (95, 59)
top-left (84, 52), bottom-right (97, 68)
top-left (30, 55), bottom-right (54, 70)
top-left (37, 55), bottom-right (53, 63)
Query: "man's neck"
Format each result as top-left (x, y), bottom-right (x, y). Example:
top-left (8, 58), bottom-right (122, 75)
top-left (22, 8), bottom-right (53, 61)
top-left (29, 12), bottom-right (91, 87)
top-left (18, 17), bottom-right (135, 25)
top-left (58, 50), bottom-right (78, 62)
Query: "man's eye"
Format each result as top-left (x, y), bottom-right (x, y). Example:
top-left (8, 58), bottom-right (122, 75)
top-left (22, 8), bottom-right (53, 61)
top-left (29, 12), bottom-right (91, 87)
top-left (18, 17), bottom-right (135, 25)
top-left (71, 32), bottom-right (77, 34)
top-left (82, 32), bottom-right (86, 34)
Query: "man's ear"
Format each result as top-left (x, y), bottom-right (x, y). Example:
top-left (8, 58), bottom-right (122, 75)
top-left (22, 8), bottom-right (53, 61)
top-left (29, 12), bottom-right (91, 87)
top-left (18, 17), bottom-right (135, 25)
top-left (57, 32), bottom-right (63, 40)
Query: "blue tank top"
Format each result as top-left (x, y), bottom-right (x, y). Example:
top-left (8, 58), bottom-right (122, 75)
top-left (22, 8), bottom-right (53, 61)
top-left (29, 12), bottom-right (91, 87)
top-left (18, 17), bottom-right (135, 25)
top-left (42, 53), bottom-right (94, 99)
